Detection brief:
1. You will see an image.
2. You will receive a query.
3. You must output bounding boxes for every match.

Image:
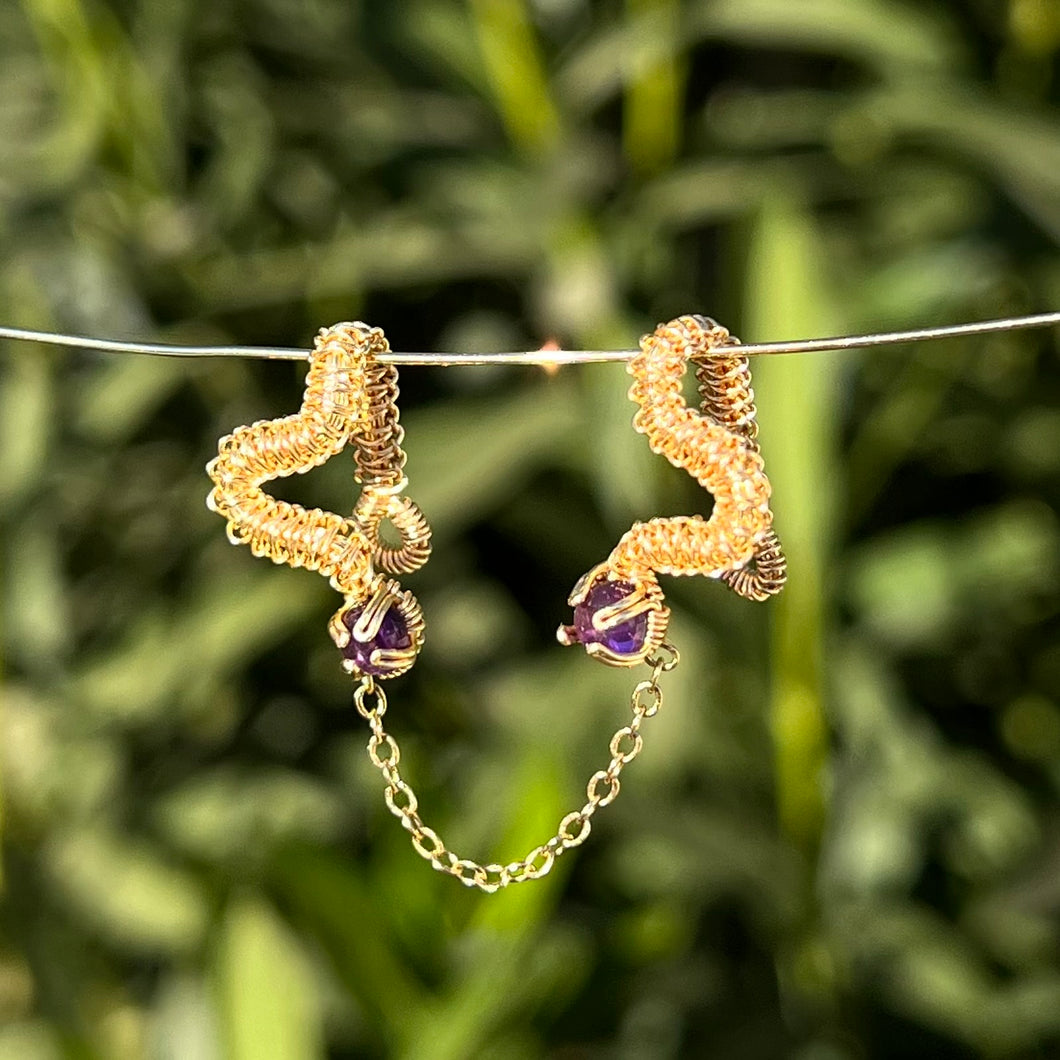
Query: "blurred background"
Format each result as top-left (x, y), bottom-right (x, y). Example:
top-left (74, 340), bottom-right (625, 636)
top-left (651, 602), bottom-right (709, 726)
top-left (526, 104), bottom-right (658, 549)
top-left (2, 0), bottom-right (1060, 1057)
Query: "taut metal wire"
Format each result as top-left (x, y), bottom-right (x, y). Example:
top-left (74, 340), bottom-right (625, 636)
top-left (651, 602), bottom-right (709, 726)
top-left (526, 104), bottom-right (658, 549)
top-left (0, 311), bottom-right (1058, 366)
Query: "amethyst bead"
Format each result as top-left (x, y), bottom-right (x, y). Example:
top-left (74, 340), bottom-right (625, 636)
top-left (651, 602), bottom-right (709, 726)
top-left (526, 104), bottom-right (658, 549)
top-left (570, 579), bottom-right (648, 657)
top-left (340, 604), bottom-right (412, 676)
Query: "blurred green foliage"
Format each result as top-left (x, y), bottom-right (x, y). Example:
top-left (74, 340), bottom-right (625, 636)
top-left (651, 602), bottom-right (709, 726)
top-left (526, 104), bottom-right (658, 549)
top-left (2, 0), bottom-right (1060, 1057)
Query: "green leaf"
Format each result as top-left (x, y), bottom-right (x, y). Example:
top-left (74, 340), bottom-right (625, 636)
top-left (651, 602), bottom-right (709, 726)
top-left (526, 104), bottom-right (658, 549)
top-left (215, 897), bottom-right (324, 1060)
top-left (269, 846), bottom-right (426, 1050)
top-left (745, 198), bottom-right (842, 852)
top-left (467, 0), bottom-right (560, 155)
top-left (46, 828), bottom-right (209, 955)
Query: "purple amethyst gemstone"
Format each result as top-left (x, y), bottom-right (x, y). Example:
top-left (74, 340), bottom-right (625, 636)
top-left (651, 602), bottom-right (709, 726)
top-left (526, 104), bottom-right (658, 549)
top-left (340, 604), bottom-right (412, 676)
top-left (570, 579), bottom-right (648, 657)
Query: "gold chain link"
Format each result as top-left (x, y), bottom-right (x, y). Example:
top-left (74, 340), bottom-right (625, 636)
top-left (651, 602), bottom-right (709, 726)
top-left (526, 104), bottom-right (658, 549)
top-left (353, 644), bottom-right (679, 893)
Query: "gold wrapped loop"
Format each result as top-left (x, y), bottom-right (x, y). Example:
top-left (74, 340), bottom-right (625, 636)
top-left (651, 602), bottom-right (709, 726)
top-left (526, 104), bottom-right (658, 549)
top-left (694, 332), bottom-right (788, 600)
top-left (613, 315), bottom-right (777, 582)
top-left (208, 320), bottom-right (433, 680)
top-left (354, 356), bottom-right (408, 489)
top-left (353, 491), bottom-right (433, 575)
top-left (206, 322), bottom-right (391, 601)
top-left (560, 314), bottom-right (787, 667)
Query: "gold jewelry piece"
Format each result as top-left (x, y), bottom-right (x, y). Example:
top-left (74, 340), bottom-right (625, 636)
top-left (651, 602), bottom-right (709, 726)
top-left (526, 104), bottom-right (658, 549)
top-left (207, 315), bottom-right (783, 891)
top-left (558, 315), bottom-right (785, 666)
top-left (206, 321), bottom-right (430, 680)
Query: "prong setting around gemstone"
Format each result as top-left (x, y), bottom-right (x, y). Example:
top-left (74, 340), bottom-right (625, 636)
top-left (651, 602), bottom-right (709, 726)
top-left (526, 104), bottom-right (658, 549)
top-left (557, 562), bottom-right (668, 667)
top-left (329, 576), bottom-right (425, 679)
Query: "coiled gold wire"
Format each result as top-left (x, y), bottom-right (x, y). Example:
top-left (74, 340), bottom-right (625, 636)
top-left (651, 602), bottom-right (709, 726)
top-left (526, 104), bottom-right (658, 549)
top-left (207, 322), bottom-right (388, 597)
top-left (695, 342), bottom-right (760, 446)
top-left (606, 315), bottom-right (781, 588)
top-left (348, 349), bottom-right (433, 575)
top-left (354, 357), bottom-right (407, 489)
top-left (693, 325), bottom-right (787, 600)
top-left (207, 319), bottom-right (433, 597)
top-left (353, 490), bottom-right (433, 575)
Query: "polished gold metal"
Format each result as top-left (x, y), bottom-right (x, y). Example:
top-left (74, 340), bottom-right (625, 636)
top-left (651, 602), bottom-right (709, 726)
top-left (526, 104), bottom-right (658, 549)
top-left (206, 322), bottom-right (386, 598)
top-left (354, 645), bottom-right (679, 892)
top-left (328, 576), bottom-right (426, 679)
top-left (557, 561), bottom-right (671, 666)
top-left (348, 348), bottom-right (433, 577)
top-left (353, 490), bottom-right (433, 576)
top-left (353, 356), bottom-right (408, 489)
top-left (560, 315), bottom-right (785, 666)
top-left (694, 330), bottom-right (788, 601)
top-left (206, 314), bottom-right (781, 891)
top-left (207, 322), bottom-right (432, 675)
top-left (617, 315), bottom-right (777, 579)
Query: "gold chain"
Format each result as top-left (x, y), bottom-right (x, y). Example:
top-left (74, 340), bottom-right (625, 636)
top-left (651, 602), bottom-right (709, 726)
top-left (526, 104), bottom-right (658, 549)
top-left (353, 644), bottom-right (679, 892)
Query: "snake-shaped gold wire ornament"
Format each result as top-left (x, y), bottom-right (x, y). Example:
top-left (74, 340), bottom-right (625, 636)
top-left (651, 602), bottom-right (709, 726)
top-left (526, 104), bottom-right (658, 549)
top-left (206, 315), bottom-right (786, 890)
top-left (558, 314), bottom-right (786, 666)
top-left (206, 321), bottom-right (430, 679)
top-left (207, 314), bottom-right (782, 680)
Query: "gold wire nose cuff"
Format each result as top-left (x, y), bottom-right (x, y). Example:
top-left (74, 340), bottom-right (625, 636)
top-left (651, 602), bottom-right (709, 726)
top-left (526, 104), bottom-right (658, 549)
top-left (206, 315), bottom-right (783, 891)
top-left (693, 326), bottom-right (788, 602)
top-left (206, 322), bottom-right (382, 599)
top-left (206, 321), bottom-right (431, 680)
top-left (557, 315), bottom-right (786, 667)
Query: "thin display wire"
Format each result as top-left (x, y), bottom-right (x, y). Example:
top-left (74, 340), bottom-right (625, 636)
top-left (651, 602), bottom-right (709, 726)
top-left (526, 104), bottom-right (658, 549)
top-left (0, 311), bottom-right (1058, 365)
